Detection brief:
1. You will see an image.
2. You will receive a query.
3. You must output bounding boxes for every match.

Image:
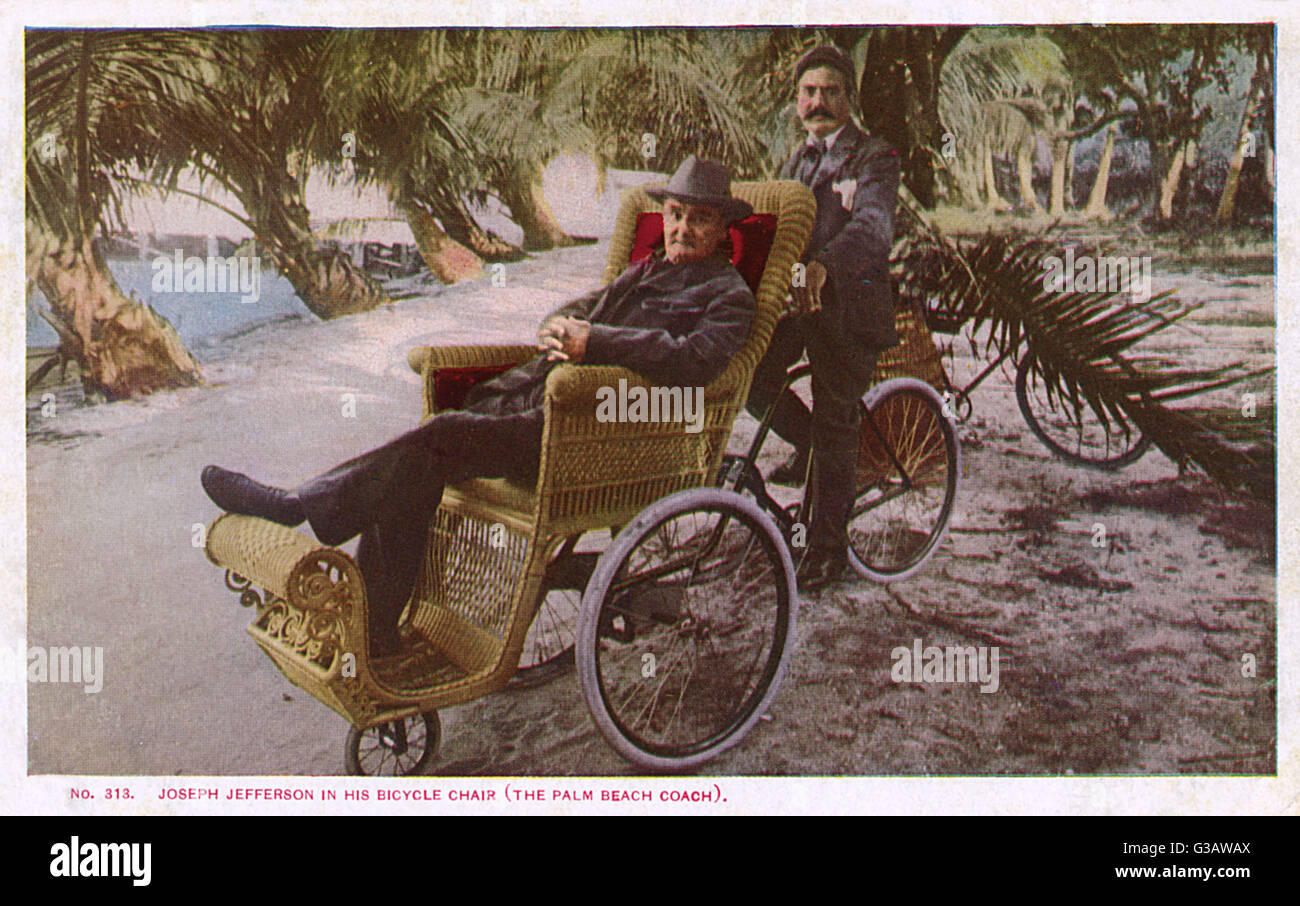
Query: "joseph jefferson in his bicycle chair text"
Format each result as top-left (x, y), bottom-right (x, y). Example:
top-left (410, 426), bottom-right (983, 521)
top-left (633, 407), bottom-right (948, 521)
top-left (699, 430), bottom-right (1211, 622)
top-left (201, 156), bottom-right (757, 658)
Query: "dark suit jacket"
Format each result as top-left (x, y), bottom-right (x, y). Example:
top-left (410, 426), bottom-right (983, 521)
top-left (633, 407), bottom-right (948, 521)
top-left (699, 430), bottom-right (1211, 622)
top-left (461, 253), bottom-right (756, 423)
top-left (781, 120), bottom-right (900, 352)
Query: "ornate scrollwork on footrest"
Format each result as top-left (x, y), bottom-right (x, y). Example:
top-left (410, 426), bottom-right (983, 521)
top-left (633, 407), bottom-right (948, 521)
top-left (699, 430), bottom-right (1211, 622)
top-left (283, 549), bottom-right (362, 665)
top-left (224, 570), bottom-right (263, 609)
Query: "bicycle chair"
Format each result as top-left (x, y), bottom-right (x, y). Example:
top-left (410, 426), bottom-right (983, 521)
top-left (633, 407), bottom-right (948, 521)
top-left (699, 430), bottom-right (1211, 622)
top-left (204, 179), bottom-right (816, 774)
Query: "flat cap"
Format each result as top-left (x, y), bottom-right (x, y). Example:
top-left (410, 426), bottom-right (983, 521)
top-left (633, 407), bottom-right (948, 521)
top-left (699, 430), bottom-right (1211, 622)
top-left (794, 44), bottom-right (856, 90)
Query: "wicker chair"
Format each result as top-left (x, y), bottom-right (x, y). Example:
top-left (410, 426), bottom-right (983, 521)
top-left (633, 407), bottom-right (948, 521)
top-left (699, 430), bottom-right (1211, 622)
top-left (204, 180), bottom-right (817, 735)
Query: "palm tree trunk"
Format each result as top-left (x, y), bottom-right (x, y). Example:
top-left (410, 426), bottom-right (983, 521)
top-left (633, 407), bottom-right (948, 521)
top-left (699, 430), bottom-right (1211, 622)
top-left (1064, 139), bottom-right (1076, 208)
top-left (1016, 139), bottom-right (1040, 213)
top-left (498, 164), bottom-right (576, 251)
top-left (1084, 123), bottom-right (1116, 221)
top-left (983, 140), bottom-right (1012, 211)
top-left (240, 185), bottom-right (390, 319)
top-left (1264, 136), bottom-right (1275, 203)
top-left (1049, 137), bottom-right (1069, 215)
top-left (1158, 141), bottom-right (1188, 221)
top-left (438, 199), bottom-right (526, 262)
top-left (1217, 52), bottom-right (1267, 224)
top-left (33, 231), bottom-right (201, 400)
top-left (403, 202), bottom-right (484, 284)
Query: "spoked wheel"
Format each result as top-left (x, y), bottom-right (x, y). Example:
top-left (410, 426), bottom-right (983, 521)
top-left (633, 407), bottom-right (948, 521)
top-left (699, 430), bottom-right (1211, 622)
top-left (577, 488), bottom-right (797, 771)
top-left (344, 711), bottom-right (440, 776)
top-left (510, 585), bottom-right (580, 689)
top-left (1015, 355), bottom-right (1150, 470)
top-left (510, 544), bottom-right (600, 689)
top-left (849, 378), bottom-right (960, 582)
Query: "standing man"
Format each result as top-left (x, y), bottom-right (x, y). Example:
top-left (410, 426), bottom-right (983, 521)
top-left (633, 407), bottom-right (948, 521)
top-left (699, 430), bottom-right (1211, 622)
top-left (746, 44), bottom-right (902, 590)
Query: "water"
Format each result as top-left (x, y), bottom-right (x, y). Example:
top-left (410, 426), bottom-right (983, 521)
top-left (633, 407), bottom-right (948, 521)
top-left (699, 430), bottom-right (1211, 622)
top-left (25, 162), bottom-right (665, 351)
top-left (27, 257), bottom-right (313, 351)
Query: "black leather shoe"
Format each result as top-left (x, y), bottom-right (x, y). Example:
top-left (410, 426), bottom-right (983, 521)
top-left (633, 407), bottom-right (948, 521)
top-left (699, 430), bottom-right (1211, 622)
top-left (768, 449), bottom-right (811, 486)
top-left (796, 549), bottom-right (848, 592)
top-left (201, 465), bottom-right (306, 528)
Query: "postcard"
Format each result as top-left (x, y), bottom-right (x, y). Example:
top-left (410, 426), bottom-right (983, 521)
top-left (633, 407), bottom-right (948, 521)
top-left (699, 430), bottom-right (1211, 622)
top-left (7, 2), bottom-right (1293, 815)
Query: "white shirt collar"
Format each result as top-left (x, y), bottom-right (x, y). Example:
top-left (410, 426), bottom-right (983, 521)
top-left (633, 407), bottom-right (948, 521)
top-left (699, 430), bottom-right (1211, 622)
top-left (807, 123), bottom-right (847, 150)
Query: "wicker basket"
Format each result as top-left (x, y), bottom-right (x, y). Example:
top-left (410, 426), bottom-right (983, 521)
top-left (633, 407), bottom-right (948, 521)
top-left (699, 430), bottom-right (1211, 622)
top-left (871, 302), bottom-right (949, 391)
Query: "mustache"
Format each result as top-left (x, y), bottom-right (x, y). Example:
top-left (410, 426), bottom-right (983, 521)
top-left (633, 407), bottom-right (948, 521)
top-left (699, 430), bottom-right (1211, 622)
top-left (802, 106), bottom-right (835, 120)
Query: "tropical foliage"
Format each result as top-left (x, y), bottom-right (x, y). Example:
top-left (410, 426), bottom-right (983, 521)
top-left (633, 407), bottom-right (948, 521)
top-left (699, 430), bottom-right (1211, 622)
top-left (25, 30), bottom-right (208, 399)
top-left (895, 200), bottom-right (1274, 499)
top-left (26, 21), bottom-right (1275, 509)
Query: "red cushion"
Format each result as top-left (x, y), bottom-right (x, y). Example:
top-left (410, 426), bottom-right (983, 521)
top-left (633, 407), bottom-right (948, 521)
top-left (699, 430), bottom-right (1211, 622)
top-left (630, 212), bottom-right (778, 294)
top-left (432, 364), bottom-right (515, 411)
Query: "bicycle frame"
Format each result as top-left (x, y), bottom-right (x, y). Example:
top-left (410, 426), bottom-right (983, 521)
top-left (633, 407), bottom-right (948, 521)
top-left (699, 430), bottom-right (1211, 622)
top-left (719, 363), bottom-right (927, 542)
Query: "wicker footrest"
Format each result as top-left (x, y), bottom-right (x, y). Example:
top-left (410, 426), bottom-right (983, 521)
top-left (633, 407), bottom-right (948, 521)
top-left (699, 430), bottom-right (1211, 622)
top-left (371, 630), bottom-right (470, 693)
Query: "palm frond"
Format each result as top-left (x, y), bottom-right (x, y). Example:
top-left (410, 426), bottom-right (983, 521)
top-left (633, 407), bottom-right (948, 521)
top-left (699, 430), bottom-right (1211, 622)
top-left (896, 201), bottom-right (1275, 498)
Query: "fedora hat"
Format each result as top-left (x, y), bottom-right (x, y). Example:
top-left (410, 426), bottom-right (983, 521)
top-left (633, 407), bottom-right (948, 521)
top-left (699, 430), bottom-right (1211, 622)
top-left (645, 156), bottom-right (752, 223)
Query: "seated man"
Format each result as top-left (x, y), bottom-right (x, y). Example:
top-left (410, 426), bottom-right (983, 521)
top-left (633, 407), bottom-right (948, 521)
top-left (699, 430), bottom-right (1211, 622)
top-left (201, 156), bottom-right (756, 657)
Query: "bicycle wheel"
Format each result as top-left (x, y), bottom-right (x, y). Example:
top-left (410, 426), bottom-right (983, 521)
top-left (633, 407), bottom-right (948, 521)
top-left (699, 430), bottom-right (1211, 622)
top-left (577, 488), bottom-right (797, 771)
top-left (344, 711), bottom-right (440, 776)
top-left (510, 584), bottom-right (580, 688)
top-left (1015, 356), bottom-right (1150, 470)
top-left (848, 378), bottom-right (959, 582)
top-left (511, 546), bottom-right (602, 688)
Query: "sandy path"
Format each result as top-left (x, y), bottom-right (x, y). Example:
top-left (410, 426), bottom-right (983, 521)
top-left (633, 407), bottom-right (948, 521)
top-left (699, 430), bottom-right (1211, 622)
top-left (27, 249), bottom-right (1275, 776)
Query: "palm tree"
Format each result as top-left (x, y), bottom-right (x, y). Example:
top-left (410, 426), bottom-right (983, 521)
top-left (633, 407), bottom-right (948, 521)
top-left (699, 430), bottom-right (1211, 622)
top-left (1048, 24), bottom-right (1234, 224)
top-left (448, 30), bottom-right (600, 251)
top-left (838, 26), bottom-right (971, 209)
top-left (142, 29), bottom-right (396, 319)
top-left (26, 29), bottom-right (204, 400)
top-left (1217, 26), bottom-right (1272, 223)
top-left (453, 29), bottom-right (763, 251)
top-left (307, 30), bottom-right (495, 283)
top-left (938, 32), bottom-right (1073, 212)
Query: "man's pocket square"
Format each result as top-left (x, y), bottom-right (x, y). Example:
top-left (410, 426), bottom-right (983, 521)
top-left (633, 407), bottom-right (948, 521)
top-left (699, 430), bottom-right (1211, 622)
top-left (832, 179), bottom-right (857, 211)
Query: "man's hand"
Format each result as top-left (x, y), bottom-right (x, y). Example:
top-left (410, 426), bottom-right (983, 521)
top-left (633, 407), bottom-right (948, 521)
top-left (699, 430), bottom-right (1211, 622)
top-left (537, 316), bottom-right (590, 363)
top-left (790, 260), bottom-right (828, 314)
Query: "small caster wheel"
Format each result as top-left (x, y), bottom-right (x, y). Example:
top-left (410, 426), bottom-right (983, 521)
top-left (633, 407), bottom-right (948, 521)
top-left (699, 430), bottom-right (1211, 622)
top-left (344, 711), bottom-right (440, 776)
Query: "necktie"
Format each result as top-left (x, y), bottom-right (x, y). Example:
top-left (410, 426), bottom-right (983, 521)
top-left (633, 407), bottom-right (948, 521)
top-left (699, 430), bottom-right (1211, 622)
top-left (796, 139), bottom-right (827, 184)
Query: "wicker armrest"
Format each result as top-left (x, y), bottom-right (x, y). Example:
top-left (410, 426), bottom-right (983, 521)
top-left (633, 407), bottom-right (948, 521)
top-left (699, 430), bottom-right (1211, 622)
top-left (407, 344), bottom-right (537, 375)
top-left (544, 362), bottom-right (738, 408)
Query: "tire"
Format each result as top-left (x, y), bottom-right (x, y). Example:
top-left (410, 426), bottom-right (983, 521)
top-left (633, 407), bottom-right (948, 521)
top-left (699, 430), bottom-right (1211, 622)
top-left (1015, 355), bottom-right (1150, 470)
top-left (344, 711), bottom-right (440, 776)
top-left (848, 378), bottom-right (960, 583)
top-left (576, 488), bottom-right (798, 772)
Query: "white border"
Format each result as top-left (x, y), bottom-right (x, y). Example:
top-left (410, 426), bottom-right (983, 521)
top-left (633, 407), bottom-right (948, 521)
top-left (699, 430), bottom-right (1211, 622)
top-left (2, 0), bottom-right (1293, 816)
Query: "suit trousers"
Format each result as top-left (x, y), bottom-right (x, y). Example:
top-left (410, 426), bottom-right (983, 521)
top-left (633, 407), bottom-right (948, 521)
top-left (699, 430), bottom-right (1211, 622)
top-left (746, 313), bottom-right (878, 556)
top-left (296, 410), bottom-right (543, 656)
